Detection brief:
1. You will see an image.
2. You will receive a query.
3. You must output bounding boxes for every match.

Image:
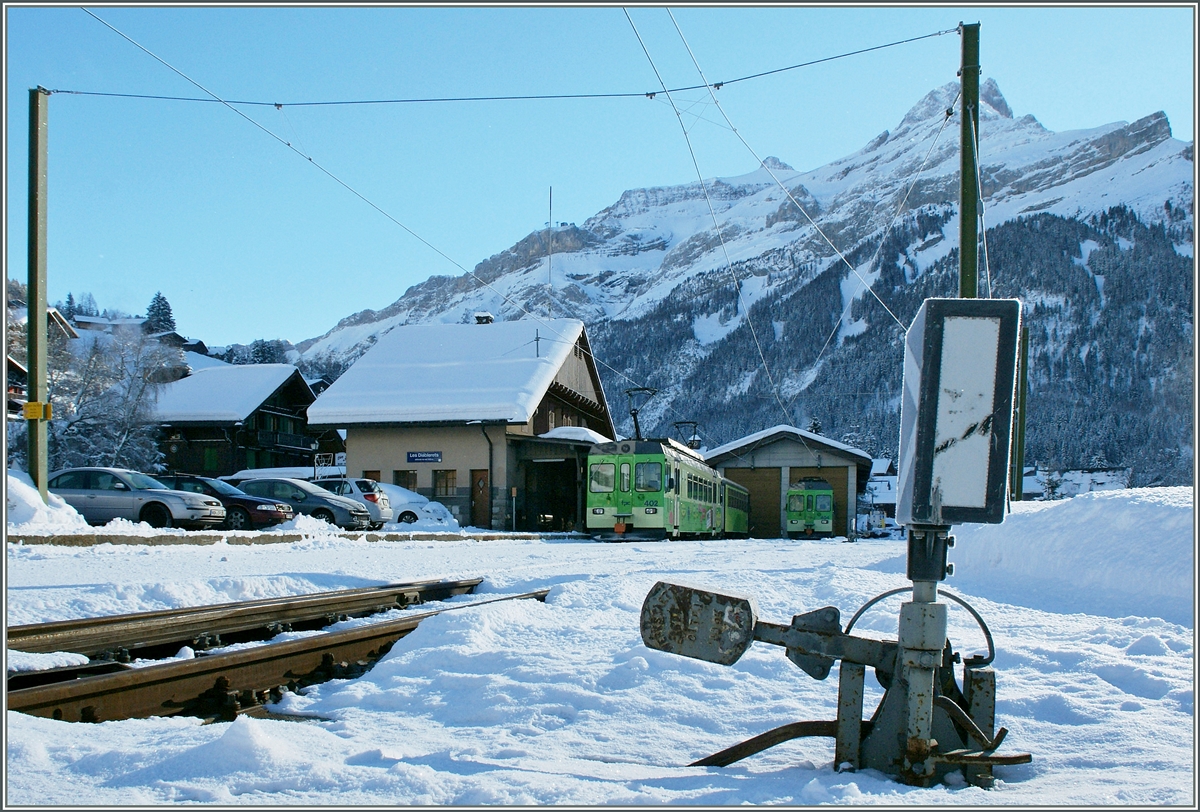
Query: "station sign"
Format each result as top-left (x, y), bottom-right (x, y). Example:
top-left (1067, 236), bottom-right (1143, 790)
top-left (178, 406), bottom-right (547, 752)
top-left (407, 451), bottom-right (442, 463)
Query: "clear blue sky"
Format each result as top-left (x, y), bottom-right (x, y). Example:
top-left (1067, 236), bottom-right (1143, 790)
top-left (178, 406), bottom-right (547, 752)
top-left (5, 5), bottom-right (1194, 348)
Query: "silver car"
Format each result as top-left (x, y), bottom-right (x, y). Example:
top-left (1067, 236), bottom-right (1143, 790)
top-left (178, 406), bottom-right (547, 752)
top-left (312, 477), bottom-right (393, 529)
top-left (237, 477), bottom-right (371, 530)
top-left (47, 467), bottom-right (226, 529)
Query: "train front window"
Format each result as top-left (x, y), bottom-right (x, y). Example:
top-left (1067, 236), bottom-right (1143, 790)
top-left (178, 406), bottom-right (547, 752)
top-left (788, 494), bottom-right (804, 512)
top-left (589, 463), bottom-right (615, 493)
top-left (634, 462), bottom-right (662, 492)
top-left (816, 494), bottom-right (832, 512)
top-left (807, 495), bottom-right (814, 511)
top-left (620, 463), bottom-right (631, 492)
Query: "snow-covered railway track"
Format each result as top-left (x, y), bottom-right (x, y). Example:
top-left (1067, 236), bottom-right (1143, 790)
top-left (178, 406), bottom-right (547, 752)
top-left (7, 577), bottom-right (483, 664)
top-left (7, 582), bottom-right (550, 724)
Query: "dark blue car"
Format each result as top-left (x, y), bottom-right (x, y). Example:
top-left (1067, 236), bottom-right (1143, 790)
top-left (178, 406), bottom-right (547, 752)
top-left (157, 473), bottom-right (294, 530)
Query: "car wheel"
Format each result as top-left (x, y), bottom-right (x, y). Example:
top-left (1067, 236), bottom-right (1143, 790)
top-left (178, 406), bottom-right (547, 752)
top-left (370, 522), bottom-right (385, 530)
top-left (399, 511), bottom-right (419, 524)
top-left (141, 503), bottom-right (172, 529)
top-left (312, 509), bottom-right (335, 524)
top-left (225, 507), bottom-right (251, 530)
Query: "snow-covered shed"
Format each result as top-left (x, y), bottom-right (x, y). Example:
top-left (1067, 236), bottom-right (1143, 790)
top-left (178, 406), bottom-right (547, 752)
top-left (705, 425), bottom-right (873, 539)
top-left (306, 317), bottom-right (616, 530)
top-left (152, 364), bottom-right (342, 476)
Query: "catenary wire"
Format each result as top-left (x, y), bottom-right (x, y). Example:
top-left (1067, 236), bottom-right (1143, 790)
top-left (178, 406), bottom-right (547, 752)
top-left (75, 8), bottom-right (947, 460)
top-left (77, 10), bottom-right (753, 456)
top-left (665, 11), bottom-right (902, 463)
top-left (668, 10), bottom-right (907, 336)
top-left (51, 26), bottom-right (958, 108)
top-left (629, 9), bottom-right (826, 468)
top-left (794, 93), bottom-right (960, 413)
top-left (625, 8), bottom-right (795, 432)
top-left (968, 106), bottom-right (994, 298)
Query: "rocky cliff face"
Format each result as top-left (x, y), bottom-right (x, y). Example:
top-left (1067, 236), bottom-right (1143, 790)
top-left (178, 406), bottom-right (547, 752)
top-left (296, 79), bottom-right (1194, 486)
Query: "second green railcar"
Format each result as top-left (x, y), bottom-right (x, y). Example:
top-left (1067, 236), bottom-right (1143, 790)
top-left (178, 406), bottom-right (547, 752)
top-left (586, 439), bottom-right (749, 541)
top-left (785, 477), bottom-right (835, 538)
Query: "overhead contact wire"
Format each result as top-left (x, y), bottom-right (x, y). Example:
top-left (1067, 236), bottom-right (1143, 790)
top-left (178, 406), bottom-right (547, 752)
top-left (80, 10), bottom-right (706, 449)
top-left (51, 27), bottom-right (957, 108)
top-left (627, 8), bottom-right (802, 463)
top-left (800, 91), bottom-right (960, 409)
top-left (968, 108), bottom-right (994, 298)
top-left (667, 12), bottom-right (906, 335)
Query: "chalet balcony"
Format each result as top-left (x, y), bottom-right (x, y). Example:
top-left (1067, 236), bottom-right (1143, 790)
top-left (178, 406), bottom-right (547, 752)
top-left (256, 430), bottom-right (318, 451)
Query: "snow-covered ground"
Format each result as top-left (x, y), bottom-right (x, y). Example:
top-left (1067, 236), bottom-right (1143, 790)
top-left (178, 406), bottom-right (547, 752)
top-left (4, 479), bottom-right (1194, 805)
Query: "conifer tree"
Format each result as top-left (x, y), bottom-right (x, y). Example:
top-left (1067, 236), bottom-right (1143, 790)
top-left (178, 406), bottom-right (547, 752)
top-left (146, 291), bottom-right (176, 333)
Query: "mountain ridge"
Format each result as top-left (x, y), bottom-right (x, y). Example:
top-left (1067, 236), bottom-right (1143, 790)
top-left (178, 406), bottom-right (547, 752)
top-left (288, 78), bottom-right (1192, 485)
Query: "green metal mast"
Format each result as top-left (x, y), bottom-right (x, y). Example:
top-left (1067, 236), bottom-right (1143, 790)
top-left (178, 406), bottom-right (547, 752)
top-left (959, 23), bottom-right (980, 299)
top-left (26, 87), bottom-right (50, 502)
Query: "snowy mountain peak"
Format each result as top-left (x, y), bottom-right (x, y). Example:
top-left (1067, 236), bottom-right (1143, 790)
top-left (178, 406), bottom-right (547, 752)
top-left (761, 156), bottom-right (794, 172)
top-left (898, 81), bottom-right (960, 130)
top-left (981, 77), bottom-right (1013, 118)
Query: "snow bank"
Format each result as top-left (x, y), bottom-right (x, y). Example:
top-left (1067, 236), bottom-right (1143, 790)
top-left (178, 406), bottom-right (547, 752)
top-left (7, 649), bottom-right (91, 673)
top-left (5, 471), bottom-right (90, 532)
top-left (4, 485), bottom-right (1195, 805)
top-left (949, 487), bottom-right (1194, 625)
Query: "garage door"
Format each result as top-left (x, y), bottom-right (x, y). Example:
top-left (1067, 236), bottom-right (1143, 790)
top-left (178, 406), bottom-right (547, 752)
top-left (787, 466), bottom-right (849, 538)
top-left (723, 467), bottom-right (781, 539)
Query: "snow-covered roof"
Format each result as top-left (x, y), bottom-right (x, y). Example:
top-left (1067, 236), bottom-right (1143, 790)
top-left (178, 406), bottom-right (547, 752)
top-left (704, 424), bottom-right (872, 465)
top-left (870, 458), bottom-right (894, 477)
top-left (184, 351), bottom-right (230, 371)
top-left (10, 307), bottom-right (79, 338)
top-left (73, 315), bottom-right (147, 330)
top-left (153, 364), bottom-right (306, 423)
top-left (538, 426), bottom-right (612, 444)
top-left (307, 318), bottom-right (586, 426)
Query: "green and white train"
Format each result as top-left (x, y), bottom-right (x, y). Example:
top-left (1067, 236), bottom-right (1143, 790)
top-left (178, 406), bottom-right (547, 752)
top-left (586, 439), bottom-right (750, 541)
top-left (785, 477), bottom-right (835, 538)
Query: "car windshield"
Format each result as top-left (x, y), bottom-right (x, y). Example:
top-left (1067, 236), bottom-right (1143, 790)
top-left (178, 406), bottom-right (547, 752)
top-left (205, 478), bottom-right (245, 496)
top-left (126, 472), bottom-right (169, 490)
top-left (356, 480), bottom-right (380, 493)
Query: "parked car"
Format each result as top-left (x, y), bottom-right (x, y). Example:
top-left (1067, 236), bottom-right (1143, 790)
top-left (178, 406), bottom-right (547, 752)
top-left (237, 477), bottom-right (371, 530)
top-left (377, 483), bottom-right (459, 528)
top-left (311, 477), bottom-right (393, 529)
top-left (156, 473), bottom-right (294, 530)
top-left (47, 467), bottom-right (226, 529)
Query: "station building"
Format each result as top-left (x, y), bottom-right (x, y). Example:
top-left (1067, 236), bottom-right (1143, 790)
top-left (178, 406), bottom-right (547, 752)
top-left (305, 315), bottom-right (616, 531)
top-left (705, 425), bottom-right (873, 539)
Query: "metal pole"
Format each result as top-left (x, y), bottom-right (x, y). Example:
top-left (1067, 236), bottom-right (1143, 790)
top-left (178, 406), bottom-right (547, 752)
top-left (26, 87), bottom-right (50, 502)
top-left (1011, 326), bottom-right (1029, 500)
top-left (479, 422), bottom-right (493, 530)
top-left (959, 23), bottom-right (980, 299)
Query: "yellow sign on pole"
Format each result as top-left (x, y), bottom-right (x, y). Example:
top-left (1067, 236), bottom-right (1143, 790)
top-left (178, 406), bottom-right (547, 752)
top-left (22, 401), bottom-right (51, 420)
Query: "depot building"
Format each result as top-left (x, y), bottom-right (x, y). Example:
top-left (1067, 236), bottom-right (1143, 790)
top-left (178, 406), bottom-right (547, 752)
top-left (705, 425), bottom-right (873, 539)
top-left (305, 314), bottom-right (616, 531)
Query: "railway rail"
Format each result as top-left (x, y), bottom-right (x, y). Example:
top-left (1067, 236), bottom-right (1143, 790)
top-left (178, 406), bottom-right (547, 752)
top-left (7, 577), bottom-right (483, 666)
top-left (7, 579), bottom-right (549, 724)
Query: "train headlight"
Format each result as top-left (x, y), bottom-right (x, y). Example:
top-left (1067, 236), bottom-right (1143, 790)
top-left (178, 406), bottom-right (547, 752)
top-left (644, 507), bottom-right (658, 514)
top-left (592, 508), bottom-right (605, 515)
